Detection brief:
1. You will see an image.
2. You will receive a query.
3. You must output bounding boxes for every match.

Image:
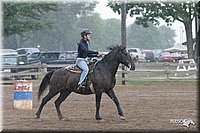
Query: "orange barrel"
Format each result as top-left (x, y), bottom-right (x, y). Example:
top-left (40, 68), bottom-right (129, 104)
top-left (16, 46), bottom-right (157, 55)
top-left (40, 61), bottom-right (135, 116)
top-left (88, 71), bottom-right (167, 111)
top-left (13, 80), bottom-right (32, 110)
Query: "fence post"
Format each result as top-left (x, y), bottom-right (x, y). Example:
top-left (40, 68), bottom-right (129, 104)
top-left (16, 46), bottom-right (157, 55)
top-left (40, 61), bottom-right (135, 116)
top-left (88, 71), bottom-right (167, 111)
top-left (164, 63), bottom-right (170, 81)
top-left (43, 64), bottom-right (47, 73)
top-left (122, 65), bottom-right (126, 85)
top-left (121, 1), bottom-right (127, 85)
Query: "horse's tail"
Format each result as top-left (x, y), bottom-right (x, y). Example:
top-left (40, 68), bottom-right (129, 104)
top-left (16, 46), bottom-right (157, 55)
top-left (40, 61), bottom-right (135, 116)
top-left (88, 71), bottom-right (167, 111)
top-left (38, 70), bottom-right (55, 101)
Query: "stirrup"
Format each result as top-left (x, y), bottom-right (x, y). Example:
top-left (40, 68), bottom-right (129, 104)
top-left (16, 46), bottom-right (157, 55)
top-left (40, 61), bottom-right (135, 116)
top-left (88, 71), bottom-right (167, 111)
top-left (77, 83), bottom-right (85, 90)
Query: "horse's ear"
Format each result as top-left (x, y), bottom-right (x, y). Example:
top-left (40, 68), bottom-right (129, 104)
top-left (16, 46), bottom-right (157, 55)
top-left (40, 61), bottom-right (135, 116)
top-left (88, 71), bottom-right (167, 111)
top-left (107, 45), bottom-right (117, 50)
top-left (119, 45), bottom-right (126, 51)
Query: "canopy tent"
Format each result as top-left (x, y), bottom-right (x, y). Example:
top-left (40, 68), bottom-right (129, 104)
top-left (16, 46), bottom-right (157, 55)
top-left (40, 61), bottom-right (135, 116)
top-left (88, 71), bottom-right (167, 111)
top-left (163, 43), bottom-right (187, 53)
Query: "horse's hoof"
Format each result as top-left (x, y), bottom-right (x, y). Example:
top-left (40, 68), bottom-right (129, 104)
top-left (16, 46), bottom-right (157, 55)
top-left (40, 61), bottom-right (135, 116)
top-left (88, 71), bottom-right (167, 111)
top-left (96, 119), bottom-right (105, 123)
top-left (35, 117), bottom-right (41, 122)
top-left (96, 117), bottom-right (105, 123)
top-left (35, 115), bottom-right (39, 119)
top-left (120, 116), bottom-right (126, 121)
top-left (60, 117), bottom-right (69, 121)
top-left (36, 119), bottom-right (42, 122)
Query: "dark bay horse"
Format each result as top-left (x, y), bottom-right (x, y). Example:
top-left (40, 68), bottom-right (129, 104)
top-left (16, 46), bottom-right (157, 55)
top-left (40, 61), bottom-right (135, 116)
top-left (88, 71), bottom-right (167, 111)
top-left (35, 45), bottom-right (135, 121)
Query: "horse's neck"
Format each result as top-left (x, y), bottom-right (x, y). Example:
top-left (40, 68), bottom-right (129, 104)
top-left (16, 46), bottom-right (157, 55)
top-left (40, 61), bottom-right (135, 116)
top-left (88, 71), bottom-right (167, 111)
top-left (100, 52), bottom-right (119, 76)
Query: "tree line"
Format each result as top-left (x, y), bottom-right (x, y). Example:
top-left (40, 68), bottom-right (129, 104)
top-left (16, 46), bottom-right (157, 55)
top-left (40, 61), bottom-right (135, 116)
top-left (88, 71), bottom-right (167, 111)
top-left (108, 1), bottom-right (200, 58)
top-left (3, 2), bottom-right (179, 52)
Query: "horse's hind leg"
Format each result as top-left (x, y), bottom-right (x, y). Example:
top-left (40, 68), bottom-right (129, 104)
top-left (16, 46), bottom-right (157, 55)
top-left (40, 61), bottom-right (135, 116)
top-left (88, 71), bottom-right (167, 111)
top-left (54, 89), bottom-right (71, 120)
top-left (35, 89), bottom-right (59, 119)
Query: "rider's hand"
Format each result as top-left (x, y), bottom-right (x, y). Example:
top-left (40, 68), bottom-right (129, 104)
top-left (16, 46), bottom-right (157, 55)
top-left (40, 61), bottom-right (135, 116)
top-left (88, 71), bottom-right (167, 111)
top-left (97, 52), bottom-right (104, 57)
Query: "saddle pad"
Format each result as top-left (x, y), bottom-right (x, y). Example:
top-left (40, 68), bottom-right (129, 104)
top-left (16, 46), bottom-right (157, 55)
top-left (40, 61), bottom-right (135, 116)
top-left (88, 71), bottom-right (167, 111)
top-left (64, 65), bottom-right (82, 73)
top-left (64, 62), bottom-right (96, 73)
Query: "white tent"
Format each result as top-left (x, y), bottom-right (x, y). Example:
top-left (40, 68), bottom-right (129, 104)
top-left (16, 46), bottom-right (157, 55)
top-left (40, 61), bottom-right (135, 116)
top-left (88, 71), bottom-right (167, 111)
top-left (163, 43), bottom-right (187, 53)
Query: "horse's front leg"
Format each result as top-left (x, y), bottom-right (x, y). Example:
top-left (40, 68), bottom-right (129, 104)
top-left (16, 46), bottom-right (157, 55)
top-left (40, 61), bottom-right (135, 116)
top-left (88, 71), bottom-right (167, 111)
top-left (105, 89), bottom-right (126, 120)
top-left (95, 93), bottom-right (104, 121)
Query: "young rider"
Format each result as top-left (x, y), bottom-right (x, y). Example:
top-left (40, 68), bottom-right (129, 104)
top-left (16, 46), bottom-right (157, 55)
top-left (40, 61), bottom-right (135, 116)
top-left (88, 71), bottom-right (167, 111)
top-left (76, 29), bottom-right (103, 90)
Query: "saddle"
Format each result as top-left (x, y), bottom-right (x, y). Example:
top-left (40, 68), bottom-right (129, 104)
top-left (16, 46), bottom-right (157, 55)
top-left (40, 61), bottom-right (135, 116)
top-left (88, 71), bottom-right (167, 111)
top-left (63, 61), bottom-right (97, 73)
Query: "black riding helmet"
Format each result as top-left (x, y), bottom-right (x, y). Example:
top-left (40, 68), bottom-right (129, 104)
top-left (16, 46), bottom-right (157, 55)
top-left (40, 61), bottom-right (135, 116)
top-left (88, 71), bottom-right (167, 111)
top-left (81, 29), bottom-right (92, 38)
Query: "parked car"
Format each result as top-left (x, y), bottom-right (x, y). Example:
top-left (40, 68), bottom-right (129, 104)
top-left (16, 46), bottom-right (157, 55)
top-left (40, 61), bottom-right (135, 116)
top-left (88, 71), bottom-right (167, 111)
top-left (16, 47), bottom-right (40, 58)
top-left (28, 51), bottom-right (77, 64)
top-left (0, 49), bottom-right (17, 54)
top-left (152, 49), bottom-right (162, 62)
top-left (1, 49), bottom-right (43, 80)
top-left (28, 51), bottom-right (77, 71)
top-left (170, 52), bottom-right (182, 62)
top-left (127, 48), bottom-right (145, 62)
top-left (28, 51), bottom-right (59, 64)
top-left (1, 50), bottom-right (28, 79)
top-left (1, 53), bottom-right (27, 66)
top-left (158, 52), bottom-right (174, 62)
top-left (143, 50), bottom-right (155, 62)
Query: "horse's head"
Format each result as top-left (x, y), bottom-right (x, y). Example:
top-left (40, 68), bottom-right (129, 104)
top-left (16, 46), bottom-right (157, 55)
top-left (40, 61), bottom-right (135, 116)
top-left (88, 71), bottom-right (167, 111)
top-left (117, 45), bottom-right (135, 70)
top-left (107, 45), bottom-right (135, 71)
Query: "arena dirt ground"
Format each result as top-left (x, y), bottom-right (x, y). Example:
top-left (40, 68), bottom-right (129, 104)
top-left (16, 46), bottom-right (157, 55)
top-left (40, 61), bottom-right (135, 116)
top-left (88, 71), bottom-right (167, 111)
top-left (1, 79), bottom-right (198, 132)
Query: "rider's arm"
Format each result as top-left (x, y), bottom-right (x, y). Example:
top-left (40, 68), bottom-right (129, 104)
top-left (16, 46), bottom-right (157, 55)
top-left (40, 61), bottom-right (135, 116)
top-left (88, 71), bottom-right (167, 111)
top-left (79, 43), bottom-right (98, 55)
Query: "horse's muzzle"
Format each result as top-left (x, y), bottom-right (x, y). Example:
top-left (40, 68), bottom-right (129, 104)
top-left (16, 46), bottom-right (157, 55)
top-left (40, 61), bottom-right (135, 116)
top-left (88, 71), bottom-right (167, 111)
top-left (128, 64), bottom-right (131, 70)
top-left (127, 64), bottom-right (135, 71)
top-left (130, 63), bottom-right (135, 71)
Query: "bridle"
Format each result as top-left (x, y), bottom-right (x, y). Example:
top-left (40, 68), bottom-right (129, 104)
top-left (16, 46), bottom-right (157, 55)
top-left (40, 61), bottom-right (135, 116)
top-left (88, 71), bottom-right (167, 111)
top-left (118, 49), bottom-right (132, 70)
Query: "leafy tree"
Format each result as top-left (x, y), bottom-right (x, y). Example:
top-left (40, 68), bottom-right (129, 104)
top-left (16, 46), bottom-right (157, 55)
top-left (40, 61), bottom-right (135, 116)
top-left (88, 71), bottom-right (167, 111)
top-left (197, 1), bottom-right (200, 13)
top-left (76, 13), bottom-right (103, 49)
top-left (101, 18), bottom-right (121, 49)
top-left (3, 2), bottom-right (98, 50)
top-left (64, 1), bottom-right (97, 16)
top-left (3, 3), bottom-right (59, 37)
top-left (158, 25), bottom-right (176, 48)
top-left (43, 2), bottom-right (98, 51)
top-left (127, 22), bottom-right (175, 49)
top-left (108, 1), bottom-right (199, 58)
top-left (3, 2), bottom-right (178, 52)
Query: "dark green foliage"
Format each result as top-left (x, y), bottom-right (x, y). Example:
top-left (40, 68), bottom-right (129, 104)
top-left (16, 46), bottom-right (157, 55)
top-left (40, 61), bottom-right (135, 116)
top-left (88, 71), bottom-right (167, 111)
top-left (127, 22), bottom-right (175, 49)
top-left (108, 1), bottom-right (198, 27)
top-left (197, 1), bottom-right (200, 15)
top-left (3, 2), bottom-right (176, 51)
top-left (108, 1), bottom-right (199, 58)
top-left (3, 3), bottom-right (59, 36)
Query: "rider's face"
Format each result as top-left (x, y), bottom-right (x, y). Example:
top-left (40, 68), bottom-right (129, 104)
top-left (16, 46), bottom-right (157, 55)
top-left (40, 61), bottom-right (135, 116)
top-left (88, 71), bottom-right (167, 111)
top-left (85, 34), bottom-right (91, 40)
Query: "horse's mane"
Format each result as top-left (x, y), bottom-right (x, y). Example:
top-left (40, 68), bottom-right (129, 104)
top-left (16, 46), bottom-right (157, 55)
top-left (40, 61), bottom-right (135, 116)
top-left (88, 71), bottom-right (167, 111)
top-left (102, 45), bottom-right (125, 59)
top-left (97, 45), bottom-right (120, 64)
top-left (106, 45), bottom-right (119, 51)
top-left (103, 45), bottom-right (118, 57)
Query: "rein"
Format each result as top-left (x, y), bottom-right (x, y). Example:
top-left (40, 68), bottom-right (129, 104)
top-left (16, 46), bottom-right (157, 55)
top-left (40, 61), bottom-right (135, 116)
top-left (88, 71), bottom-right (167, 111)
top-left (118, 50), bottom-right (131, 70)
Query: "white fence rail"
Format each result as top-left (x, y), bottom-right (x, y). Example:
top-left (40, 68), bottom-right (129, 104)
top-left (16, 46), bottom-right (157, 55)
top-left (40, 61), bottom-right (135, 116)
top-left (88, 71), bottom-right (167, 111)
top-left (118, 62), bottom-right (198, 84)
top-left (1, 62), bottom-right (198, 84)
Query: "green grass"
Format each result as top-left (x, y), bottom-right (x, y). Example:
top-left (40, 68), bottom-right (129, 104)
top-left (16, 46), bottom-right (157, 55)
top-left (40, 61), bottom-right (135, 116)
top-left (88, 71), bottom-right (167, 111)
top-left (35, 69), bottom-right (198, 87)
top-left (126, 80), bottom-right (198, 86)
top-left (128, 73), bottom-right (167, 78)
top-left (116, 68), bottom-right (198, 86)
